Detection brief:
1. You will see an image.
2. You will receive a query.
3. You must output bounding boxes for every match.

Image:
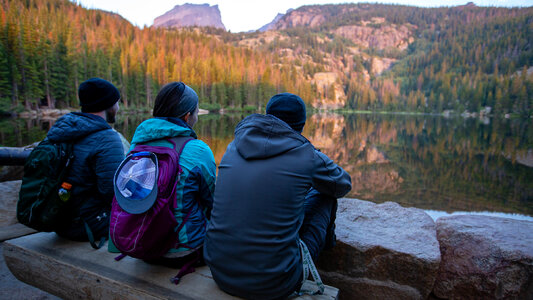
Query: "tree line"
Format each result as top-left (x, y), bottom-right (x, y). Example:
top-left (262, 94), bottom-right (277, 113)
top-left (248, 3), bottom-right (533, 115)
top-left (1, 0), bottom-right (532, 116)
top-left (0, 0), bottom-right (314, 113)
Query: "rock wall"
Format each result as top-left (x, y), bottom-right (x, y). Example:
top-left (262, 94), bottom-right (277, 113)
top-left (317, 199), bottom-right (533, 300)
top-left (334, 24), bottom-right (413, 51)
top-left (273, 7), bottom-right (327, 30)
top-left (153, 4), bottom-right (225, 30)
top-left (318, 199), bottom-right (441, 299)
top-left (434, 215), bottom-right (533, 299)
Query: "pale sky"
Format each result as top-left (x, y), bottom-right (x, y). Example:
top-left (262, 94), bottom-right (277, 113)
top-left (72, 0), bottom-right (533, 33)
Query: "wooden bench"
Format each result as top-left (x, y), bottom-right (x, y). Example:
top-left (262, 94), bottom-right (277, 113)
top-left (3, 232), bottom-right (338, 299)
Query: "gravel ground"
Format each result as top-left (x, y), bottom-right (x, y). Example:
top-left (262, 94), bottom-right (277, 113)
top-left (0, 243), bottom-right (60, 300)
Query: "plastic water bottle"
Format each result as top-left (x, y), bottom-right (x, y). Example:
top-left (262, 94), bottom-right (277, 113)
top-left (58, 182), bottom-right (72, 202)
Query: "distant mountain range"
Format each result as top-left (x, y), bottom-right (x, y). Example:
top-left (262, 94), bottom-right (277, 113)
top-left (153, 3), bottom-right (225, 30)
top-left (152, 4), bottom-right (292, 32)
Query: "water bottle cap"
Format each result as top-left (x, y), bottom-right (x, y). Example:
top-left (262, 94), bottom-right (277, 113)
top-left (61, 182), bottom-right (72, 189)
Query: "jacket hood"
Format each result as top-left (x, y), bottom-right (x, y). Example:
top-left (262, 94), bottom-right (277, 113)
top-left (47, 112), bottom-right (111, 142)
top-left (130, 117), bottom-right (196, 146)
top-left (234, 114), bottom-right (309, 160)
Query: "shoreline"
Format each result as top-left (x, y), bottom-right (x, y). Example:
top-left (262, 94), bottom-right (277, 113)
top-left (4, 107), bottom-right (531, 120)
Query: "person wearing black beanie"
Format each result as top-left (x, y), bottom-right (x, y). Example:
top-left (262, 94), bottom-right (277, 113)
top-left (36, 77), bottom-right (126, 247)
top-left (205, 92), bottom-right (352, 299)
top-left (79, 77), bottom-right (121, 123)
top-left (266, 93), bottom-right (306, 133)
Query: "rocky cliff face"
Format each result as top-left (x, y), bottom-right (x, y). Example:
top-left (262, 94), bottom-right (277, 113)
top-left (258, 12), bottom-right (288, 32)
top-left (153, 3), bottom-right (225, 30)
top-left (256, 6), bottom-right (414, 108)
top-left (272, 7), bottom-right (327, 30)
top-left (334, 23), bottom-right (414, 51)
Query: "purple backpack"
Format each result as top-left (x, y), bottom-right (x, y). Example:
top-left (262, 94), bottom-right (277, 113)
top-left (110, 137), bottom-right (193, 260)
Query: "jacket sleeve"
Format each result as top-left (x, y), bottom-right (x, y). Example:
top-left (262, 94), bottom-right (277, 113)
top-left (181, 140), bottom-right (216, 218)
top-left (196, 143), bottom-right (216, 217)
top-left (312, 149), bottom-right (352, 199)
top-left (92, 130), bottom-right (125, 198)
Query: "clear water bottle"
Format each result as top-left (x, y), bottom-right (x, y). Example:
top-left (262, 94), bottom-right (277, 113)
top-left (58, 182), bottom-right (72, 202)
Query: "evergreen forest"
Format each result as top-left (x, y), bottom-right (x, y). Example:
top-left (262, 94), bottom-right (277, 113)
top-left (1, 0), bottom-right (532, 116)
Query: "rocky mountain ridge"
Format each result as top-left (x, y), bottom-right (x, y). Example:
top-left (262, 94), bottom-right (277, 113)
top-left (258, 11), bottom-right (289, 32)
top-left (235, 8), bottom-right (418, 108)
top-left (153, 3), bottom-right (225, 30)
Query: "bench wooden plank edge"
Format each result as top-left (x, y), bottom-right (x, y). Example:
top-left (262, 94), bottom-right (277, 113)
top-left (3, 233), bottom-right (338, 300)
top-left (0, 223), bottom-right (37, 242)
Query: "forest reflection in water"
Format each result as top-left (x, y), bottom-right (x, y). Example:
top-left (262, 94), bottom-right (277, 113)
top-left (2, 112), bottom-right (532, 217)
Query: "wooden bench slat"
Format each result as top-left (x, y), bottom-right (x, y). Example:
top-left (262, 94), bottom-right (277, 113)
top-left (3, 233), bottom-right (338, 300)
top-left (0, 223), bottom-right (36, 242)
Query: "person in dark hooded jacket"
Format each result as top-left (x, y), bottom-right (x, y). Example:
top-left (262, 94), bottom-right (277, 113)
top-left (204, 93), bottom-right (352, 299)
top-left (46, 78), bottom-right (125, 243)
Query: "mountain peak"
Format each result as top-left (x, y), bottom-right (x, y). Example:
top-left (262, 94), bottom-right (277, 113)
top-left (258, 9), bottom-right (294, 32)
top-left (153, 3), bottom-right (225, 30)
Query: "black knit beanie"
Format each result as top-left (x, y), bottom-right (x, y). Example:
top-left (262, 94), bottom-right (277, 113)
top-left (78, 78), bottom-right (120, 113)
top-left (266, 93), bottom-right (306, 132)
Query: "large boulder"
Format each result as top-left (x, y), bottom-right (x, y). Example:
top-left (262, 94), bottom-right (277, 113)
top-left (433, 215), bottom-right (533, 299)
top-left (317, 199), bottom-right (441, 300)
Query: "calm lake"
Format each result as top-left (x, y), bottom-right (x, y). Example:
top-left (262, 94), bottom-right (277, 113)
top-left (2, 112), bottom-right (532, 220)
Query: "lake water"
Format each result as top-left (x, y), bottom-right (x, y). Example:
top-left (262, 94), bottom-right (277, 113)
top-left (2, 112), bottom-right (532, 220)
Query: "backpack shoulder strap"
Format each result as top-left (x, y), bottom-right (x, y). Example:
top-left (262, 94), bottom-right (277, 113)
top-left (166, 136), bottom-right (195, 179)
top-left (167, 136), bottom-right (195, 156)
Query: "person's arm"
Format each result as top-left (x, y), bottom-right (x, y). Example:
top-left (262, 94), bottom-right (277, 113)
top-left (93, 130), bottom-right (125, 198)
top-left (196, 142), bottom-right (216, 218)
top-left (182, 140), bottom-right (216, 218)
top-left (312, 149), bottom-right (352, 198)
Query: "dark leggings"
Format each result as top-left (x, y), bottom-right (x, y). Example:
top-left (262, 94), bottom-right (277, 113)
top-left (298, 188), bottom-right (337, 261)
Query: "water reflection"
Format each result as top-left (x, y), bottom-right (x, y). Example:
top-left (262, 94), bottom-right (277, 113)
top-left (2, 112), bottom-right (532, 216)
top-left (303, 113), bottom-right (533, 216)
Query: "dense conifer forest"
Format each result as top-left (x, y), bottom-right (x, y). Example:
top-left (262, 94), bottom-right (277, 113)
top-left (1, 0), bottom-right (532, 116)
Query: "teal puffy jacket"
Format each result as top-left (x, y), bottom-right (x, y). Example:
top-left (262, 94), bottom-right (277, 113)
top-left (128, 117), bottom-right (216, 254)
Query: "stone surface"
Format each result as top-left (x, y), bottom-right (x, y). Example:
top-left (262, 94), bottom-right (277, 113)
top-left (0, 180), bottom-right (22, 227)
top-left (3, 233), bottom-right (338, 300)
top-left (273, 7), bottom-right (327, 29)
top-left (153, 3), bottom-right (225, 30)
top-left (317, 198), bottom-right (441, 300)
top-left (433, 215), bottom-right (533, 299)
top-left (334, 24), bottom-right (413, 51)
top-left (0, 180), bottom-right (36, 241)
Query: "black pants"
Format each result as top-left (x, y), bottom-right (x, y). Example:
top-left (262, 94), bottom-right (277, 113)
top-left (298, 188), bottom-right (337, 261)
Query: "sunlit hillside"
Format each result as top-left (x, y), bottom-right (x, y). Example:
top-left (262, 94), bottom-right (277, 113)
top-left (1, 0), bottom-right (532, 116)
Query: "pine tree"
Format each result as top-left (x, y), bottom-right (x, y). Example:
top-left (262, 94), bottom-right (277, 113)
top-left (0, 41), bottom-right (11, 111)
top-left (50, 34), bottom-right (70, 107)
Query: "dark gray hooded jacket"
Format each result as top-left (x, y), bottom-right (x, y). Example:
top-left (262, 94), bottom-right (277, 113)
top-left (204, 114), bottom-right (351, 299)
top-left (46, 112), bottom-right (124, 240)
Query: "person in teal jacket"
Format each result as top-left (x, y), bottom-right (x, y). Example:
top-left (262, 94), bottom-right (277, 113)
top-left (110, 82), bottom-right (216, 261)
